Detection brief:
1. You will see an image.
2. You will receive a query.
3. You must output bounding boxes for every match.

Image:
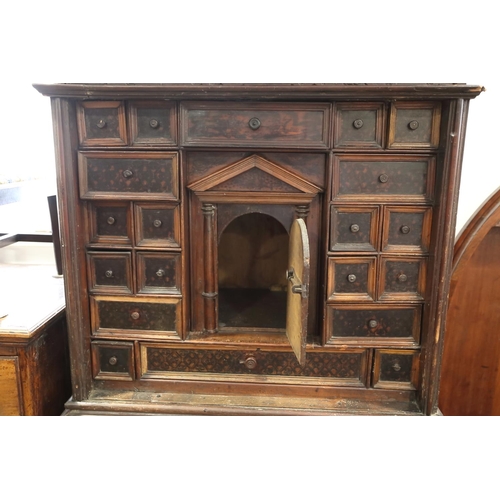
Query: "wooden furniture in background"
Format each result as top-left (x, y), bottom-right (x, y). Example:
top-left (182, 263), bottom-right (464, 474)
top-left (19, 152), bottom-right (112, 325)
top-left (34, 83), bottom-right (483, 415)
top-left (439, 187), bottom-right (500, 415)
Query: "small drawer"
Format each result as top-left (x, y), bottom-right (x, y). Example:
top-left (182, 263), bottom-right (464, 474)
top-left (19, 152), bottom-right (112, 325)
top-left (325, 305), bottom-right (421, 346)
top-left (372, 349), bottom-right (420, 389)
top-left (333, 102), bottom-right (385, 149)
top-left (382, 206), bottom-right (432, 253)
top-left (327, 257), bottom-right (376, 302)
top-left (332, 154), bottom-right (435, 202)
top-left (78, 151), bottom-right (179, 201)
top-left (128, 101), bottom-right (177, 146)
top-left (87, 201), bottom-right (133, 246)
top-left (91, 341), bottom-right (135, 381)
top-left (90, 296), bottom-right (182, 339)
top-left (378, 257), bottom-right (427, 301)
top-left (136, 252), bottom-right (182, 295)
top-left (87, 251), bottom-right (133, 294)
top-left (135, 203), bottom-right (181, 248)
top-left (330, 206), bottom-right (380, 252)
top-left (77, 101), bottom-right (127, 147)
top-left (141, 344), bottom-right (369, 387)
top-left (180, 101), bottom-right (331, 148)
top-left (388, 101), bottom-right (441, 149)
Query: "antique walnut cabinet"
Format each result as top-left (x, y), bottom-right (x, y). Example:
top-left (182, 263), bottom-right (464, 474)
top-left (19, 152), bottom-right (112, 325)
top-left (33, 83), bottom-right (483, 415)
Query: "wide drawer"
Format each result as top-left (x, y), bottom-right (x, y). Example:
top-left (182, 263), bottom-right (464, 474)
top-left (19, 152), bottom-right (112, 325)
top-left (78, 151), bottom-right (179, 200)
top-left (180, 101), bottom-right (331, 148)
top-left (140, 344), bottom-right (369, 387)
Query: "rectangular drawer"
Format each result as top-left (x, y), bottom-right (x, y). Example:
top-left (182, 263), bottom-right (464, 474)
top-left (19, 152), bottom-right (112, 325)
top-left (87, 251), bottom-right (133, 295)
top-left (332, 154), bottom-right (435, 202)
top-left (77, 101), bottom-right (127, 147)
top-left (327, 257), bottom-right (376, 302)
top-left (90, 296), bottom-right (182, 339)
top-left (128, 100), bottom-right (177, 146)
top-left (325, 305), bottom-right (421, 346)
top-left (378, 257), bottom-right (427, 301)
top-left (180, 101), bottom-right (331, 148)
top-left (372, 349), bottom-right (420, 389)
top-left (78, 151), bottom-right (179, 201)
top-left (87, 201), bottom-right (133, 246)
top-left (330, 206), bottom-right (380, 252)
top-left (141, 344), bottom-right (369, 387)
top-left (134, 203), bottom-right (181, 248)
top-left (136, 252), bottom-right (182, 295)
top-left (91, 341), bottom-right (135, 381)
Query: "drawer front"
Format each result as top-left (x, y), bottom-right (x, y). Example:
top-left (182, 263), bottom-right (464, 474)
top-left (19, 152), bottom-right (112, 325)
top-left (142, 344), bottom-right (368, 386)
top-left (180, 102), bottom-right (331, 148)
top-left (388, 101), bottom-right (441, 149)
top-left (372, 349), bottom-right (420, 389)
top-left (330, 206), bottom-right (380, 252)
top-left (378, 257), bottom-right (427, 301)
top-left (327, 257), bottom-right (376, 302)
top-left (135, 203), bottom-right (181, 248)
top-left (0, 357), bottom-right (22, 416)
top-left (333, 154), bottom-right (435, 202)
top-left (87, 202), bottom-right (133, 246)
top-left (87, 252), bottom-right (133, 294)
top-left (78, 151), bottom-right (179, 201)
top-left (326, 305), bottom-right (421, 345)
top-left (137, 252), bottom-right (182, 295)
top-left (333, 102), bottom-right (385, 149)
top-left (382, 206), bottom-right (432, 253)
top-left (91, 296), bottom-right (182, 339)
top-left (91, 341), bottom-right (135, 381)
top-left (128, 101), bottom-right (177, 146)
top-left (77, 101), bottom-right (127, 147)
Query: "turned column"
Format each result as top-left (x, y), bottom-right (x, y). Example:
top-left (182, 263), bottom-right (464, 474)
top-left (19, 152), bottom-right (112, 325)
top-left (201, 203), bottom-right (217, 333)
top-left (295, 204), bottom-right (310, 223)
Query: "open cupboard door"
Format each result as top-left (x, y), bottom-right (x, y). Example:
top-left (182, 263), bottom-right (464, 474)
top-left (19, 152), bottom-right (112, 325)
top-left (286, 218), bottom-right (310, 366)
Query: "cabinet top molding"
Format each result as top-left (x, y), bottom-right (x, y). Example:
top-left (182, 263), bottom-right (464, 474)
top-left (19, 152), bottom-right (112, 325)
top-left (32, 83), bottom-right (485, 100)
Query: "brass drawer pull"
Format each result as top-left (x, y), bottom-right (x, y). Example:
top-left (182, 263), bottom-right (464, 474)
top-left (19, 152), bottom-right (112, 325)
top-left (408, 120), bottom-right (419, 130)
top-left (398, 273), bottom-right (408, 283)
top-left (347, 274), bottom-right (357, 283)
top-left (240, 356), bottom-right (257, 370)
top-left (149, 119), bottom-right (159, 129)
top-left (131, 311), bottom-right (140, 320)
top-left (400, 225), bottom-right (411, 234)
top-left (123, 169), bottom-right (134, 179)
top-left (107, 216), bottom-right (116, 225)
top-left (350, 224), bottom-right (360, 233)
top-left (392, 362), bottom-right (401, 372)
top-left (153, 219), bottom-right (162, 228)
top-left (156, 269), bottom-right (165, 277)
top-left (379, 173), bottom-right (389, 183)
top-left (96, 119), bottom-right (106, 129)
top-left (105, 270), bottom-right (114, 278)
top-left (248, 117), bottom-right (261, 130)
top-left (109, 356), bottom-right (118, 366)
top-left (353, 119), bottom-right (364, 129)
top-left (368, 319), bottom-right (378, 328)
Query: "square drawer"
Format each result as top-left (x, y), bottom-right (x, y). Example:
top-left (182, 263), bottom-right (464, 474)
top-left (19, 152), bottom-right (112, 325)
top-left (330, 206), bottom-right (380, 252)
top-left (87, 201), bottom-right (133, 246)
top-left (91, 341), bottom-right (135, 381)
top-left (136, 252), bottom-right (182, 295)
top-left (77, 101), bottom-right (127, 147)
top-left (372, 349), bottom-right (420, 389)
top-left (134, 203), bottom-right (181, 248)
top-left (382, 206), bottom-right (432, 253)
top-left (78, 151), bottom-right (179, 201)
top-left (128, 101), bottom-right (177, 146)
top-left (332, 154), bottom-right (435, 202)
top-left (90, 296), bottom-right (182, 339)
top-left (388, 101), bottom-right (441, 149)
top-left (325, 304), bottom-right (421, 346)
top-left (87, 251), bottom-right (133, 295)
top-left (180, 101), bottom-right (331, 148)
top-left (378, 257), bottom-right (427, 301)
top-left (327, 257), bottom-right (376, 302)
top-left (333, 102), bottom-right (385, 149)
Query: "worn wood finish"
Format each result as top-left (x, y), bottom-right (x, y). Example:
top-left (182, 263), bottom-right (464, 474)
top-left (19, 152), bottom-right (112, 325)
top-left (34, 84), bottom-right (482, 415)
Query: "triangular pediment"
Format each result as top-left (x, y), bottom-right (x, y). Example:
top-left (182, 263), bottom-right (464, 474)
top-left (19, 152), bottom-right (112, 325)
top-left (187, 155), bottom-right (322, 194)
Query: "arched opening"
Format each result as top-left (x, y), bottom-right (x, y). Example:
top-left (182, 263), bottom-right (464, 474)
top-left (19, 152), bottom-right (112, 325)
top-left (218, 212), bottom-right (289, 329)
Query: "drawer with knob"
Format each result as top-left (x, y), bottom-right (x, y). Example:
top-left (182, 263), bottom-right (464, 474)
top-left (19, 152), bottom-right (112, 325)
top-left (180, 101), bottom-right (331, 148)
top-left (134, 203), bottom-right (181, 248)
top-left (87, 201), bottom-right (134, 246)
top-left (325, 304), bottom-right (421, 346)
top-left (91, 341), bottom-right (136, 381)
top-left (87, 251), bottom-right (133, 294)
top-left (136, 251), bottom-right (182, 295)
top-left (327, 256), bottom-right (377, 302)
top-left (378, 257), bottom-right (427, 301)
top-left (372, 349), bottom-right (420, 389)
top-left (332, 154), bottom-right (435, 202)
top-left (128, 100), bottom-right (177, 146)
top-left (90, 296), bottom-right (182, 339)
top-left (78, 151), bottom-right (179, 201)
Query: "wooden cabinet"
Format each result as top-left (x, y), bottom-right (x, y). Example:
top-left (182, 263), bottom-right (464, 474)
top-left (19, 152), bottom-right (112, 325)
top-left (33, 83), bottom-right (483, 415)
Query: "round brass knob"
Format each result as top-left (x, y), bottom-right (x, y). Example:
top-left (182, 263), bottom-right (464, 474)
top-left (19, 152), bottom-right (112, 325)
top-left (350, 224), bottom-right (360, 233)
top-left (241, 356), bottom-right (257, 370)
top-left (347, 274), bottom-right (357, 283)
top-left (353, 119), bottom-right (364, 129)
top-left (96, 119), bottom-right (106, 129)
top-left (108, 356), bottom-right (118, 366)
top-left (398, 273), bottom-right (408, 283)
top-left (248, 117), bottom-right (261, 130)
top-left (107, 216), bottom-right (116, 225)
top-left (123, 169), bottom-right (133, 179)
top-left (379, 174), bottom-right (389, 183)
top-left (408, 120), bottom-right (419, 130)
top-left (156, 269), bottom-right (165, 277)
top-left (131, 311), bottom-right (140, 320)
top-left (368, 319), bottom-right (378, 328)
top-left (393, 362), bottom-right (401, 372)
top-left (153, 219), bottom-right (162, 228)
top-left (149, 119), bottom-right (159, 129)
top-left (400, 225), bottom-right (411, 234)
top-left (105, 270), bottom-right (114, 278)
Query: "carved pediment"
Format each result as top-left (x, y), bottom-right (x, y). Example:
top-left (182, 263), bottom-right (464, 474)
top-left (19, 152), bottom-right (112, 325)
top-left (187, 155), bottom-right (322, 194)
